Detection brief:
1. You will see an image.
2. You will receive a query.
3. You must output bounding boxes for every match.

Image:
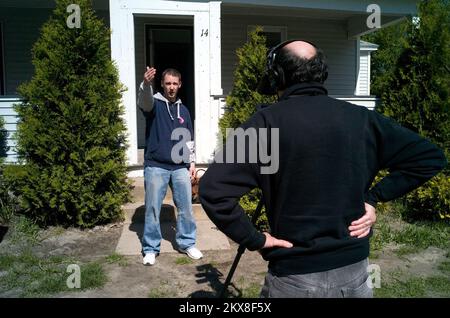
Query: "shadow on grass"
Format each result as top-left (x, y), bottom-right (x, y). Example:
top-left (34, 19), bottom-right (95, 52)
top-left (0, 225), bottom-right (8, 243)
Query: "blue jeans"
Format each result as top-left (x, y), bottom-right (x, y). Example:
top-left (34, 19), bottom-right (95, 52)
top-left (260, 258), bottom-right (373, 298)
top-left (142, 166), bottom-right (197, 254)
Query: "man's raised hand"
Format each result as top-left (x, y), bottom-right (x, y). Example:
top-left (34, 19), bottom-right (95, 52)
top-left (144, 66), bottom-right (156, 85)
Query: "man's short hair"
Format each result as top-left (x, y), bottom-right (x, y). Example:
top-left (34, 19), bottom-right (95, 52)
top-left (276, 46), bottom-right (328, 87)
top-left (162, 68), bottom-right (182, 81)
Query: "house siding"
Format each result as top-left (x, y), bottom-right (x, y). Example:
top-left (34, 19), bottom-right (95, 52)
top-left (221, 14), bottom-right (357, 96)
top-left (0, 8), bottom-right (51, 95)
top-left (357, 51), bottom-right (370, 96)
top-left (0, 7), bottom-right (109, 162)
top-left (0, 7), bottom-right (109, 96)
top-left (0, 97), bottom-right (19, 163)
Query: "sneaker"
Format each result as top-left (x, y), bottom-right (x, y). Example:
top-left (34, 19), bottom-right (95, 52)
top-left (180, 246), bottom-right (203, 260)
top-left (143, 253), bottom-right (156, 265)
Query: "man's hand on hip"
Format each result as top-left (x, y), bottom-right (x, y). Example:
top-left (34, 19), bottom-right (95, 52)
top-left (348, 202), bottom-right (377, 238)
top-left (262, 232), bottom-right (293, 249)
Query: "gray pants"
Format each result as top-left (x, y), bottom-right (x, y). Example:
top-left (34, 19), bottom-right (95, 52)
top-left (260, 258), bottom-right (373, 298)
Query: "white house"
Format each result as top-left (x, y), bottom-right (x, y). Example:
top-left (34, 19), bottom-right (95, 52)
top-left (0, 0), bottom-right (416, 173)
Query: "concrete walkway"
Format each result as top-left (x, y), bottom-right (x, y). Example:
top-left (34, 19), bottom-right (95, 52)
top-left (116, 178), bottom-right (230, 255)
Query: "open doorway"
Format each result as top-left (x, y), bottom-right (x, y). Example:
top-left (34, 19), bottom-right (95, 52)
top-left (145, 25), bottom-right (195, 119)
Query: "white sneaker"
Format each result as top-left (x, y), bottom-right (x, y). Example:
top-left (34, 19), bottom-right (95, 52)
top-left (180, 247), bottom-right (203, 260)
top-left (143, 253), bottom-right (156, 265)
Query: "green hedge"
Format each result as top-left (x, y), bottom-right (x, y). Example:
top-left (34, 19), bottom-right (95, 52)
top-left (9, 0), bottom-right (130, 227)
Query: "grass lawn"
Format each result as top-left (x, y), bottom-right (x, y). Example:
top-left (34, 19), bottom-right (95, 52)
top-left (370, 201), bottom-right (449, 298)
top-left (0, 201), bottom-right (448, 298)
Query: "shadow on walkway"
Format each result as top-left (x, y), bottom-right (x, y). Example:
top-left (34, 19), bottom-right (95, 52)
top-left (128, 204), bottom-right (179, 253)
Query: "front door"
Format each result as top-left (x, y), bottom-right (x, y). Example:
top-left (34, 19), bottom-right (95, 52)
top-left (146, 25), bottom-right (195, 120)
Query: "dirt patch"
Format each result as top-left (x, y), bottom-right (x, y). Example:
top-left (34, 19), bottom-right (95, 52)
top-left (371, 243), bottom-right (448, 282)
top-left (1, 219), bottom-right (448, 298)
top-left (0, 222), bottom-right (267, 298)
top-left (56, 242), bottom-right (267, 298)
top-left (35, 223), bottom-right (123, 262)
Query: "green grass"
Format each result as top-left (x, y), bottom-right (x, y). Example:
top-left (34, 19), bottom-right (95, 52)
top-left (438, 260), bottom-right (450, 273)
top-left (393, 222), bottom-right (450, 250)
top-left (79, 262), bottom-right (107, 290)
top-left (374, 272), bottom-right (450, 298)
top-left (369, 213), bottom-right (394, 258)
top-left (148, 288), bottom-right (172, 298)
top-left (10, 216), bottom-right (41, 246)
top-left (147, 279), bottom-right (174, 298)
top-left (0, 251), bottom-right (107, 297)
top-left (369, 203), bottom-right (450, 297)
top-left (175, 257), bottom-right (193, 265)
top-left (105, 252), bottom-right (128, 266)
top-left (370, 203), bottom-right (450, 258)
top-left (233, 276), bottom-right (262, 298)
top-left (395, 245), bottom-right (421, 257)
top-left (241, 282), bottom-right (261, 298)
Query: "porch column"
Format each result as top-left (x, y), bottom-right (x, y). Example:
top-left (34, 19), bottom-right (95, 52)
top-left (109, 0), bottom-right (138, 166)
top-left (194, 1), bottom-right (222, 164)
top-left (207, 1), bottom-right (223, 164)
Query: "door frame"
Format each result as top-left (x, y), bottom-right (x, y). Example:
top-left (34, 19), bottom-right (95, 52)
top-left (110, 0), bottom-right (222, 167)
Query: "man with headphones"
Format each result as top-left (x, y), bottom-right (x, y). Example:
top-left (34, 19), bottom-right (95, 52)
top-left (199, 40), bottom-right (446, 297)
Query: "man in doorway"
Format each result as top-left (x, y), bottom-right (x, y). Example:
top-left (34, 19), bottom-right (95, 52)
top-left (138, 67), bottom-right (202, 266)
top-left (199, 40), bottom-right (446, 297)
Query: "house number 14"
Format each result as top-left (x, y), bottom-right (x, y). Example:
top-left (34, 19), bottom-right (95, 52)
top-left (201, 29), bottom-right (209, 37)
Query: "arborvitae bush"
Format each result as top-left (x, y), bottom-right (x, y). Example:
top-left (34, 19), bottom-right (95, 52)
top-left (219, 27), bottom-right (276, 137)
top-left (0, 116), bottom-right (14, 224)
top-left (7, 0), bottom-right (130, 227)
top-left (0, 116), bottom-right (7, 161)
top-left (366, 0), bottom-right (449, 220)
top-left (219, 27), bottom-right (276, 229)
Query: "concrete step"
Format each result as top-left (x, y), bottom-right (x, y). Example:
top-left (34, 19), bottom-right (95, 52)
top-left (116, 218), bottom-right (230, 255)
top-left (118, 199), bottom-right (230, 255)
top-left (129, 177), bottom-right (173, 203)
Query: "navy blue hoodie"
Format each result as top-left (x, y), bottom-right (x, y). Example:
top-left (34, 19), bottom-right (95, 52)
top-left (137, 83), bottom-right (194, 170)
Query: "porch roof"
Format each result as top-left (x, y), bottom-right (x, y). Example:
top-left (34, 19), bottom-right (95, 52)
top-left (219, 0), bottom-right (417, 38)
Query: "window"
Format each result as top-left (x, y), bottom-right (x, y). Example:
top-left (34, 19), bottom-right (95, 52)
top-left (248, 25), bottom-right (287, 48)
top-left (0, 23), bottom-right (4, 95)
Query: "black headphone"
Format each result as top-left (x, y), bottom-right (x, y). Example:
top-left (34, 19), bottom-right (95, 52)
top-left (258, 39), bottom-right (321, 95)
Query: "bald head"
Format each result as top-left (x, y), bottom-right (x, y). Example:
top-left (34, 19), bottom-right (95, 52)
top-left (269, 39), bottom-right (328, 90)
top-left (283, 41), bottom-right (317, 60)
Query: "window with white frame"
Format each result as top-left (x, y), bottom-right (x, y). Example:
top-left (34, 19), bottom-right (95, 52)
top-left (248, 25), bottom-right (287, 48)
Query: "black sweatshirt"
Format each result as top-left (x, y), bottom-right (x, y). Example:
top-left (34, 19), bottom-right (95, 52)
top-left (199, 82), bottom-right (447, 275)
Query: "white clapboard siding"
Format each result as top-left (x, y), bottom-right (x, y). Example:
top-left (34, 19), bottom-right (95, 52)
top-left (356, 51), bottom-right (370, 95)
top-left (222, 14), bottom-right (357, 96)
top-left (357, 41), bottom-right (378, 96)
top-left (0, 97), bottom-right (20, 163)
